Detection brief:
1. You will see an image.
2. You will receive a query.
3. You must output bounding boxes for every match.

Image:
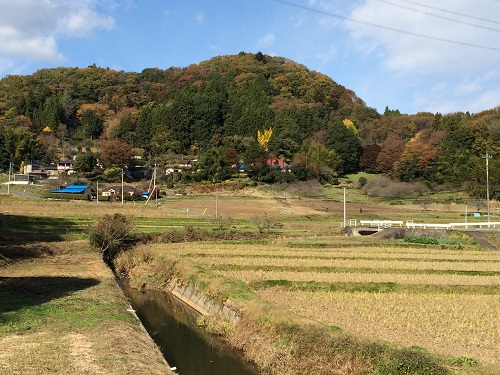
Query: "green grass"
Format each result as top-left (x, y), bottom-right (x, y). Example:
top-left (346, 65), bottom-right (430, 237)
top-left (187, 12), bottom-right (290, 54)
top-left (0, 277), bottom-right (135, 335)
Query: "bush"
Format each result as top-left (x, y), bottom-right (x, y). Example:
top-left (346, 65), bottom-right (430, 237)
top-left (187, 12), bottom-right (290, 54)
top-left (252, 212), bottom-right (283, 233)
top-left (404, 236), bottom-right (439, 245)
top-left (363, 176), bottom-right (429, 198)
top-left (88, 213), bottom-right (134, 265)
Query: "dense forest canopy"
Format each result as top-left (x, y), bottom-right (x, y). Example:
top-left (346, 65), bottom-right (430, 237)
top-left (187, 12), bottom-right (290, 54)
top-left (0, 52), bottom-right (498, 198)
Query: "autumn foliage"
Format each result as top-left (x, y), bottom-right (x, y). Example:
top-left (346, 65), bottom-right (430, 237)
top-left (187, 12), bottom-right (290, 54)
top-left (0, 52), bottom-right (498, 198)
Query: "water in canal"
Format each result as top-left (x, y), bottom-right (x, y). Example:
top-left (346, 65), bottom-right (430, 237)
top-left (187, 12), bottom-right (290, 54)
top-left (123, 285), bottom-right (260, 375)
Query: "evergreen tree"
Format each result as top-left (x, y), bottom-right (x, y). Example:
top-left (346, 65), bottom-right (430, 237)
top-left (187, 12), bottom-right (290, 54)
top-left (327, 120), bottom-right (362, 173)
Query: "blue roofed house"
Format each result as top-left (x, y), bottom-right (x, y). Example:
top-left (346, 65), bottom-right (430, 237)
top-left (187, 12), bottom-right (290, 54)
top-left (51, 185), bottom-right (93, 200)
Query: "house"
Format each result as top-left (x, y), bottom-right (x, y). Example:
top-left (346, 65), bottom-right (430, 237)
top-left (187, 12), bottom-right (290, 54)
top-left (101, 185), bottom-right (143, 199)
top-left (56, 160), bottom-right (75, 174)
top-left (51, 185), bottom-right (92, 200)
top-left (165, 159), bottom-right (197, 175)
top-left (178, 159), bottom-right (193, 171)
top-left (45, 165), bottom-right (58, 176)
top-left (28, 170), bottom-right (48, 182)
top-left (266, 158), bottom-right (290, 171)
top-left (23, 161), bottom-right (41, 174)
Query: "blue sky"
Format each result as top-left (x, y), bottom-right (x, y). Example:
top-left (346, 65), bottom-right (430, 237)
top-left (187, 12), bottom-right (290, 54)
top-left (1, 0), bottom-right (499, 115)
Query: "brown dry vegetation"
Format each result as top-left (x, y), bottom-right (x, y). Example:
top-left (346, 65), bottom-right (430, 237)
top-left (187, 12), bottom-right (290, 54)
top-left (136, 238), bottom-right (500, 374)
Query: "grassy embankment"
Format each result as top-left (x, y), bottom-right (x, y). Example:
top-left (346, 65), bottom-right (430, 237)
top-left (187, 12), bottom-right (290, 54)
top-left (0, 195), bottom-right (173, 374)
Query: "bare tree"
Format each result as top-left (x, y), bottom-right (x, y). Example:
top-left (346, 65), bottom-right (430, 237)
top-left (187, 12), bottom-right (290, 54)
top-left (89, 213), bottom-right (134, 265)
top-left (252, 212), bottom-right (283, 233)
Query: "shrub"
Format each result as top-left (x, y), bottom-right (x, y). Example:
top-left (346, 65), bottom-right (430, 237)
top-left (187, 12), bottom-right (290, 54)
top-left (89, 213), bottom-right (134, 265)
top-left (363, 176), bottom-right (429, 198)
top-left (404, 236), bottom-right (439, 245)
top-left (252, 212), bottom-right (283, 233)
top-left (208, 215), bottom-right (234, 231)
top-left (113, 245), bottom-right (154, 276)
top-left (282, 180), bottom-right (323, 198)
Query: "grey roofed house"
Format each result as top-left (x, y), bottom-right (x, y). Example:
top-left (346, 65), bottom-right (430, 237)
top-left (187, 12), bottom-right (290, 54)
top-left (178, 160), bottom-right (193, 170)
top-left (101, 185), bottom-right (142, 197)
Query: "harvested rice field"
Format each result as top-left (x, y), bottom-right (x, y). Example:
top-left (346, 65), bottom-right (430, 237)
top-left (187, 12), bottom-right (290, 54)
top-left (153, 239), bottom-right (500, 369)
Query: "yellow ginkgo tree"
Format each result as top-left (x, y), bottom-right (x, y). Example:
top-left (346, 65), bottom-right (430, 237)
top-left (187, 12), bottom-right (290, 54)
top-left (257, 127), bottom-right (273, 151)
top-left (343, 118), bottom-right (358, 136)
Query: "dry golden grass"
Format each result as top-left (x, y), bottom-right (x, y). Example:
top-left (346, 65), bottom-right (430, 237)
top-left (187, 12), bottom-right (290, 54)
top-left (219, 270), bottom-right (500, 286)
top-left (185, 255), bottom-right (500, 272)
top-left (150, 238), bottom-right (500, 371)
top-left (160, 241), bottom-right (499, 260)
top-left (257, 289), bottom-right (500, 367)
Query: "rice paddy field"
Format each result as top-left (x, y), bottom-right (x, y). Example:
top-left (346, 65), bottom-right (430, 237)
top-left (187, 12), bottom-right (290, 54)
top-left (151, 238), bottom-right (500, 370)
top-left (2, 186), bottom-right (500, 373)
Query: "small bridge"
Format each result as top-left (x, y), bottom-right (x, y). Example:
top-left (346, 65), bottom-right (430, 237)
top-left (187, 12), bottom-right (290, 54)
top-left (346, 219), bottom-right (500, 236)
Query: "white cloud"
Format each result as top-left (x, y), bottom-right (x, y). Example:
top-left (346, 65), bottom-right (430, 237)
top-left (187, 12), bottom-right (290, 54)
top-left (257, 33), bottom-right (276, 48)
top-left (0, 0), bottom-right (115, 63)
top-left (413, 68), bottom-right (500, 114)
top-left (337, 0), bottom-right (500, 113)
top-left (346, 0), bottom-right (500, 75)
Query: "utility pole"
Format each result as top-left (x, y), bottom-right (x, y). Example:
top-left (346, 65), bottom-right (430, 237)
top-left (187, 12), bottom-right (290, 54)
top-left (154, 164), bottom-right (158, 208)
top-left (343, 187), bottom-right (346, 227)
top-left (215, 188), bottom-right (218, 219)
top-left (121, 168), bottom-right (124, 205)
top-left (7, 161), bottom-right (11, 195)
top-left (483, 151), bottom-right (492, 226)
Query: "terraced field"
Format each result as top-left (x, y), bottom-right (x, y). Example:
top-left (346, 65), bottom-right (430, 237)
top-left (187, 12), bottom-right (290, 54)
top-left (154, 239), bottom-right (500, 369)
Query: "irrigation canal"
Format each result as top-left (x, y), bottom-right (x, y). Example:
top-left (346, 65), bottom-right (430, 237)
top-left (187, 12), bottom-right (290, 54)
top-left (122, 284), bottom-right (259, 375)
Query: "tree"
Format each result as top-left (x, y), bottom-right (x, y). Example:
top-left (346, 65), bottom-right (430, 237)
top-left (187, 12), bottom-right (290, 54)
top-left (99, 139), bottom-right (132, 168)
top-left (327, 120), bottom-right (362, 173)
top-left (60, 90), bottom-right (76, 127)
top-left (81, 109), bottom-right (104, 139)
top-left (305, 141), bottom-right (340, 175)
top-left (74, 151), bottom-right (97, 174)
top-left (376, 135), bottom-right (405, 174)
top-left (0, 125), bottom-right (10, 171)
top-left (342, 119), bottom-right (358, 136)
top-left (3, 127), bottom-right (49, 167)
top-left (435, 125), bottom-right (474, 185)
top-left (89, 214), bottom-right (133, 265)
top-left (360, 144), bottom-right (381, 173)
top-left (393, 129), bottom-right (446, 181)
top-left (257, 128), bottom-right (273, 151)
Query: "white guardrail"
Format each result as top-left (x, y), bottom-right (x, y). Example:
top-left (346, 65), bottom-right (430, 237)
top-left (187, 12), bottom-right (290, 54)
top-left (357, 220), bottom-right (500, 230)
top-left (359, 220), bottom-right (403, 228)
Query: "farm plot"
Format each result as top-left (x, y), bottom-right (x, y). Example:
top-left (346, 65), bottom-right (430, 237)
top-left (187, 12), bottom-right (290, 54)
top-left (156, 240), bottom-right (500, 368)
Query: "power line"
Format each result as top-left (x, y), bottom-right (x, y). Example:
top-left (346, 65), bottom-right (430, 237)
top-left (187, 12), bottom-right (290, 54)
top-left (374, 0), bottom-right (500, 33)
top-left (388, 0), bottom-right (500, 25)
top-left (268, 0), bottom-right (500, 52)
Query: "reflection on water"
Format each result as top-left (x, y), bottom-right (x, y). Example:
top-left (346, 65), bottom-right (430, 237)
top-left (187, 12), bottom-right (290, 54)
top-left (123, 286), bottom-right (259, 375)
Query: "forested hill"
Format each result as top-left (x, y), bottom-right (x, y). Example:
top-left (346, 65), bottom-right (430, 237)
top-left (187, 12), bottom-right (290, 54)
top-left (0, 52), bottom-right (498, 198)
